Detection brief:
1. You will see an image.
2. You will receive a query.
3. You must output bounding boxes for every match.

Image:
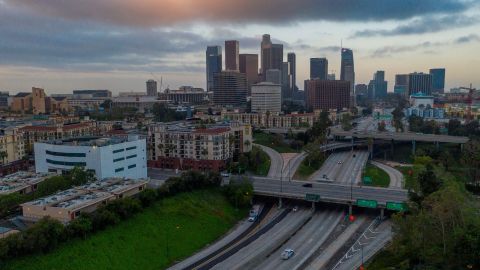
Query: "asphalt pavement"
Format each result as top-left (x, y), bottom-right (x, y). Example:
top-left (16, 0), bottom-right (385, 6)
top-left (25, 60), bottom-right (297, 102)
top-left (371, 160), bottom-right (404, 189)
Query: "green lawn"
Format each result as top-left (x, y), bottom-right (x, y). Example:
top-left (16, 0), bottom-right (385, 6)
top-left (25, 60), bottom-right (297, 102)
top-left (253, 132), bottom-right (298, 153)
top-left (3, 189), bottom-right (247, 270)
top-left (294, 154), bottom-right (327, 180)
top-left (362, 163), bottom-right (390, 187)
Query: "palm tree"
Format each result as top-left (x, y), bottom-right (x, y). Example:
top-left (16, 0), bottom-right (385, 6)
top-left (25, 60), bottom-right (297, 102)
top-left (0, 151), bottom-right (8, 164)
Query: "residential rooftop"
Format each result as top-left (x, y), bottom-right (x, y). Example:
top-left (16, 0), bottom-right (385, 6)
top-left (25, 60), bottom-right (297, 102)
top-left (43, 136), bottom-right (139, 147)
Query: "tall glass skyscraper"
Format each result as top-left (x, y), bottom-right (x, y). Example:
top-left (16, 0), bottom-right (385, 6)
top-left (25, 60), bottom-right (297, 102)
top-left (341, 48), bottom-right (355, 106)
top-left (206, 46), bottom-right (222, 92)
top-left (429, 68), bottom-right (446, 94)
top-left (310, 58), bottom-right (328, 80)
top-left (287, 53), bottom-right (297, 93)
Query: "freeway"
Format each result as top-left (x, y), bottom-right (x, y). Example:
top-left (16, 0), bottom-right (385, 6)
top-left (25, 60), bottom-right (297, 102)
top-left (253, 208), bottom-right (344, 270)
top-left (335, 151), bottom-right (369, 184)
top-left (252, 177), bottom-right (408, 206)
top-left (331, 127), bottom-right (469, 144)
top-left (371, 160), bottom-right (404, 189)
top-left (309, 152), bottom-right (349, 182)
top-left (211, 209), bottom-right (312, 270)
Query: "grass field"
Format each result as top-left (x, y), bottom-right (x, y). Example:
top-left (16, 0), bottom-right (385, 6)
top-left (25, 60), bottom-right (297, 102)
top-left (362, 163), bottom-right (390, 187)
top-left (253, 131), bottom-right (298, 153)
top-left (3, 189), bottom-right (247, 270)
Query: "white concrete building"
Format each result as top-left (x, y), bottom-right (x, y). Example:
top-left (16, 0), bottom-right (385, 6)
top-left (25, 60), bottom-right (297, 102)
top-left (251, 82), bottom-right (282, 114)
top-left (34, 136), bottom-right (147, 180)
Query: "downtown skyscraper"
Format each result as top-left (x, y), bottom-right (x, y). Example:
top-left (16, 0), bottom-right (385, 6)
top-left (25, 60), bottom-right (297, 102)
top-left (287, 53), bottom-right (297, 93)
top-left (429, 68), bottom-right (446, 94)
top-left (310, 58), bottom-right (328, 80)
top-left (261, 34), bottom-right (283, 80)
top-left (225, 40), bottom-right (239, 71)
top-left (206, 46), bottom-right (222, 92)
top-left (340, 48), bottom-right (355, 106)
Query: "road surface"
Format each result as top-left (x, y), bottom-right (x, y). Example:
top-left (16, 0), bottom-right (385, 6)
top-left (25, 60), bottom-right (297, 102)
top-left (254, 144), bottom-right (284, 178)
top-left (371, 161), bottom-right (404, 189)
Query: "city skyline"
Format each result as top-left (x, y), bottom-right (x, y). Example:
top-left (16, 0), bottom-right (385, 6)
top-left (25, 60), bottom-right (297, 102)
top-left (0, 0), bottom-right (479, 94)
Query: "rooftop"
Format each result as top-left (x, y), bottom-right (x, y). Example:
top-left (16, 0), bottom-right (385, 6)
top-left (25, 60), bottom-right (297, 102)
top-left (0, 171), bottom-right (55, 195)
top-left (152, 121), bottom-right (237, 134)
top-left (42, 136), bottom-right (139, 147)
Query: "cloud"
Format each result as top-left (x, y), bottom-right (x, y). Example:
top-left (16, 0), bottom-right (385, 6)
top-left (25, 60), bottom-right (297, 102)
top-left (371, 41), bottom-right (446, 58)
top-left (353, 15), bottom-right (479, 37)
top-left (5, 0), bottom-right (470, 27)
top-left (455, 34), bottom-right (480, 44)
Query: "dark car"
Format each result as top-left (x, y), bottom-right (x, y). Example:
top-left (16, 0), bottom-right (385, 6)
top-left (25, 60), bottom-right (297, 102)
top-left (302, 183), bottom-right (313, 188)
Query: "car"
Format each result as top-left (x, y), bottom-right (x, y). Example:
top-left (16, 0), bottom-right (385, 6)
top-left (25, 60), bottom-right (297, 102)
top-left (302, 183), bottom-right (313, 188)
top-left (353, 154), bottom-right (356, 158)
top-left (220, 172), bottom-right (230, 178)
top-left (248, 216), bottom-right (256, 222)
top-left (337, 161), bottom-right (343, 164)
top-left (322, 174), bottom-right (327, 178)
top-left (292, 206), bottom-right (298, 212)
top-left (281, 249), bottom-right (295, 260)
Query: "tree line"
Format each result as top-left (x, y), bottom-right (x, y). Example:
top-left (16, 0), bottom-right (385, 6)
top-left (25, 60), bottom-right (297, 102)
top-left (0, 170), bottom-right (252, 263)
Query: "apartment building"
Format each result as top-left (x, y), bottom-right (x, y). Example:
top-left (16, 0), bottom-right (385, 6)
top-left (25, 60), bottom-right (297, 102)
top-left (34, 136), bottom-right (147, 180)
top-left (148, 121), bottom-right (252, 171)
top-left (21, 178), bottom-right (147, 223)
top-left (0, 127), bottom-right (25, 164)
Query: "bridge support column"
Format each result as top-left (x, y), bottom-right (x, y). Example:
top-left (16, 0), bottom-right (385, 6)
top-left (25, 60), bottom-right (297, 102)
top-left (312, 202), bottom-right (316, 211)
top-left (348, 203), bottom-right (353, 216)
top-left (390, 140), bottom-right (394, 157)
top-left (412, 140), bottom-right (416, 155)
top-left (380, 208), bottom-right (385, 220)
top-left (351, 137), bottom-right (355, 150)
top-left (461, 143), bottom-right (464, 152)
top-left (435, 141), bottom-right (439, 150)
top-left (278, 197), bottom-right (283, 208)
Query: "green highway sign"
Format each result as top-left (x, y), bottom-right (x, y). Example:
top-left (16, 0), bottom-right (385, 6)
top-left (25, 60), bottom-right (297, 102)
top-left (386, 202), bottom-right (407, 211)
top-left (363, 176), bottom-right (372, 185)
top-left (305, 193), bottom-right (320, 202)
top-left (357, 199), bottom-right (378, 208)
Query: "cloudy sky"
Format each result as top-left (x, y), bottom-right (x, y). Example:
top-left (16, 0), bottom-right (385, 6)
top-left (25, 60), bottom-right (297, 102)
top-left (0, 0), bottom-right (479, 94)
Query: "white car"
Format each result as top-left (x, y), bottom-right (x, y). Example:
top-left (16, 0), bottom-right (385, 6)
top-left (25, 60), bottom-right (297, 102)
top-left (248, 216), bottom-right (256, 222)
top-left (281, 249), bottom-right (295, 260)
top-left (292, 206), bottom-right (298, 212)
top-left (221, 172), bottom-right (230, 178)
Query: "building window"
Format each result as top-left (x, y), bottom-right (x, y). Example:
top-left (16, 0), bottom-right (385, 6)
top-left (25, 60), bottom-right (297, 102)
top-left (46, 159), bottom-right (86, 167)
top-left (126, 154), bottom-right (137, 159)
top-left (113, 157), bottom-right (125, 162)
top-left (115, 167), bottom-right (124, 172)
top-left (46, 150), bottom-right (86, 157)
top-left (128, 164), bottom-right (136, 169)
top-left (113, 149), bottom-right (124, 153)
top-left (126, 146), bottom-right (137, 151)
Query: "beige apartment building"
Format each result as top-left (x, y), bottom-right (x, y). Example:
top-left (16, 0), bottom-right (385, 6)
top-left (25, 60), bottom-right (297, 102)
top-left (11, 87), bottom-right (71, 115)
top-left (148, 121), bottom-right (252, 171)
top-left (0, 127), bottom-right (25, 164)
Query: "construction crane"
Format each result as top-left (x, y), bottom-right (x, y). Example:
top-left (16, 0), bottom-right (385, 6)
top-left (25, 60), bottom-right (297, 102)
top-left (459, 84), bottom-right (477, 121)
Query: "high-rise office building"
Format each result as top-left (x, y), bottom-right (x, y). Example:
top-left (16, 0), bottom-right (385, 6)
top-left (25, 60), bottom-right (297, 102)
top-left (266, 69), bottom-right (282, 85)
top-left (305, 80), bottom-right (350, 111)
top-left (287, 53), bottom-right (297, 93)
top-left (260, 34), bottom-right (283, 80)
top-left (239, 54), bottom-right (259, 95)
top-left (270, 44), bottom-right (284, 70)
top-left (261, 34), bottom-right (272, 77)
top-left (368, 80), bottom-right (375, 99)
top-left (281, 62), bottom-right (292, 100)
top-left (310, 58), bottom-right (328, 80)
top-left (341, 48), bottom-right (355, 106)
top-left (429, 68), bottom-right (446, 94)
top-left (327, 74), bottom-right (336, 80)
top-left (407, 72), bottom-right (433, 97)
top-left (373, 71), bottom-right (388, 99)
top-left (251, 82), bottom-right (282, 114)
top-left (146, 79), bottom-right (157, 96)
top-left (394, 74), bottom-right (408, 95)
top-left (355, 84), bottom-right (368, 96)
top-left (213, 71), bottom-right (247, 107)
top-left (206, 46), bottom-right (222, 92)
top-left (225, 40), bottom-right (239, 71)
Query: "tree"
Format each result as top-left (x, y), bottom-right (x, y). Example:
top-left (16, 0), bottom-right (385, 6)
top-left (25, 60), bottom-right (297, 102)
top-left (417, 164), bottom-right (442, 197)
top-left (408, 115), bottom-right (424, 132)
top-left (377, 121), bottom-right (386, 132)
top-left (340, 113), bottom-right (353, 131)
top-left (463, 140), bottom-right (480, 184)
top-left (66, 215), bottom-right (92, 240)
top-left (392, 107), bottom-right (405, 132)
top-left (0, 151), bottom-right (7, 164)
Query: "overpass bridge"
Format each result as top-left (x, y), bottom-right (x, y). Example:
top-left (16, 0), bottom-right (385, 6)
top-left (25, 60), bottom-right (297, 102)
top-left (251, 177), bottom-right (408, 213)
top-left (331, 129), bottom-right (469, 144)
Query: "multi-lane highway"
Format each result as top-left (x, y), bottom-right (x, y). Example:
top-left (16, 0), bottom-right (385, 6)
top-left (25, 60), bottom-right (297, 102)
top-left (252, 177), bottom-right (408, 206)
top-left (331, 127), bottom-right (469, 144)
top-left (310, 151), bottom-right (369, 184)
